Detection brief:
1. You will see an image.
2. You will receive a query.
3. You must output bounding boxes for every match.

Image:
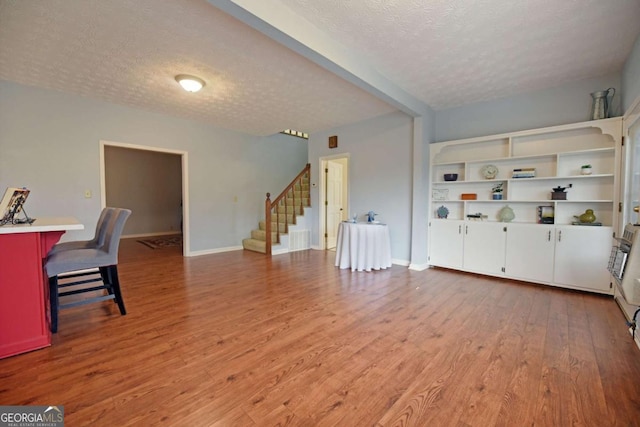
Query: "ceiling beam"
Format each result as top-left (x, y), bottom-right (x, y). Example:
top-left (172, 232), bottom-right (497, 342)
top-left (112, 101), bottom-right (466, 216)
top-left (207, 0), bottom-right (433, 118)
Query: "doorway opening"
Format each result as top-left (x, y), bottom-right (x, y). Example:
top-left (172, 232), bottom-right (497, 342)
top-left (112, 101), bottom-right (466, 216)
top-left (319, 155), bottom-right (349, 251)
top-left (100, 141), bottom-right (190, 256)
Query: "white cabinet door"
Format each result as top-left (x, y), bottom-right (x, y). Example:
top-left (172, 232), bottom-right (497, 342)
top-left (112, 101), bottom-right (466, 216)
top-left (429, 220), bottom-right (464, 269)
top-left (505, 224), bottom-right (555, 283)
top-left (553, 225), bottom-right (613, 293)
top-left (463, 222), bottom-right (506, 276)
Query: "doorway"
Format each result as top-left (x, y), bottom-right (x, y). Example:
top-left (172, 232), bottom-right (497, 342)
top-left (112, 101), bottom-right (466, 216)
top-left (100, 141), bottom-right (190, 256)
top-left (320, 155), bottom-right (349, 250)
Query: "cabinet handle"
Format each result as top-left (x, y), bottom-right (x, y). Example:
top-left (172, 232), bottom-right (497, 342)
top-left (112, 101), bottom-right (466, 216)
top-left (548, 230), bottom-right (551, 241)
top-left (558, 230), bottom-right (562, 242)
top-left (458, 225), bottom-right (461, 234)
top-left (465, 225), bottom-right (468, 235)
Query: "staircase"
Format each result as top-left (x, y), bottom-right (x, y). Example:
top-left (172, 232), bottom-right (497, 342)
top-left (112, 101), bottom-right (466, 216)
top-left (242, 164), bottom-right (311, 255)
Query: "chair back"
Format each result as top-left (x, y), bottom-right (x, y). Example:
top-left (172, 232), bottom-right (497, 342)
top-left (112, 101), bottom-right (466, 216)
top-left (92, 207), bottom-right (117, 248)
top-left (101, 208), bottom-right (132, 262)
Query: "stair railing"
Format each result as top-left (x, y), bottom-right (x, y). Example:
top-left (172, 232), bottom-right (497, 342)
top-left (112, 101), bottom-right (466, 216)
top-left (264, 163), bottom-right (310, 255)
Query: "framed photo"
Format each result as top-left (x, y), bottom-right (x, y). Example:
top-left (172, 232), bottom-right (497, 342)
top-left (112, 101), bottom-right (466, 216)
top-left (537, 205), bottom-right (554, 224)
top-left (432, 188), bottom-right (449, 201)
top-left (0, 187), bottom-right (30, 223)
top-left (328, 135), bottom-right (338, 149)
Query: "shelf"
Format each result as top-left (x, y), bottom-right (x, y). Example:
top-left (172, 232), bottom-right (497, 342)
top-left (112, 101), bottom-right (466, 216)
top-left (465, 152), bottom-right (556, 165)
top-left (557, 147), bottom-right (615, 157)
top-left (434, 148), bottom-right (614, 167)
top-left (433, 174), bottom-right (614, 185)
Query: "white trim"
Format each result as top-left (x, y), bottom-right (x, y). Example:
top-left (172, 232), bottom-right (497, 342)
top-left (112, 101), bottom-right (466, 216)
top-left (310, 245), bottom-right (323, 250)
top-left (623, 94), bottom-right (640, 124)
top-left (187, 245), bottom-right (243, 257)
top-left (99, 140), bottom-right (190, 256)
top-left (408, 262), bottom-right (430, 271)
top-left (392, 258), bottom-right (410, 267)
top-left (272, 246), bottom-right (290, 255)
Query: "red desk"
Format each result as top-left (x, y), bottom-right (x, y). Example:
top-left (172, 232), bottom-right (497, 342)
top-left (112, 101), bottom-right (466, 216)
top-left (0, 218), bottom-right (83, 358)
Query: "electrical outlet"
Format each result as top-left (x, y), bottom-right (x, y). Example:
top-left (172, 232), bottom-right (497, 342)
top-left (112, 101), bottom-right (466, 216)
top-left (84, 190), bottom-right (92, 198)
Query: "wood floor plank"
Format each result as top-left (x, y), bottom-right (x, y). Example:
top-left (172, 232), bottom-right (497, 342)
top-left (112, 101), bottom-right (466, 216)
top-left (1, 239), bottom-right (639, 426)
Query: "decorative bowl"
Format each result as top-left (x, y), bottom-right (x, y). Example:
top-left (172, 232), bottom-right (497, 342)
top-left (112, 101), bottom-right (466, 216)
top-left (443, 173), bottom-right (458, 181)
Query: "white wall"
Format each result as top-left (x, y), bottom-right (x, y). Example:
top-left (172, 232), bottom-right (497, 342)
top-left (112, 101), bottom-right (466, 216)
top-left (309, 111), bottom-right (414, 263)
top-left (0, 80), bottom-right (308, 253)
top-left (622, 33), bottom-right (640, 112)
top-left (435, 72), bottom-right (622, 142)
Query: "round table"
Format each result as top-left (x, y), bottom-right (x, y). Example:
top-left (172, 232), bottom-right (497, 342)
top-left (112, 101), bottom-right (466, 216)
top-left (334, 222), bottom-right (392, 272)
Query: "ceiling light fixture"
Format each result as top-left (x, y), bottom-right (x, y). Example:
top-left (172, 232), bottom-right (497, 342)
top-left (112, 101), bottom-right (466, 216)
top-left (282, 129), bottom-right (309, 139)
top-left (175, 74), bottom-right (205, 92)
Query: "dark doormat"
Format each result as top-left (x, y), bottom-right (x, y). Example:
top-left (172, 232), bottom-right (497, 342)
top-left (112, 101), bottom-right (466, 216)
top-left (137, 235), bottom-right (182, 249)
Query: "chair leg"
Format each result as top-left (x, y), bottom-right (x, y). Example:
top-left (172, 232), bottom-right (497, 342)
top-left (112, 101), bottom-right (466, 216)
top-left (99, 266), bottom-right (114, 295)
top-left (49, 276), bottom-right (59, 333)
top-left (108, 265), bottom-right (127, 315)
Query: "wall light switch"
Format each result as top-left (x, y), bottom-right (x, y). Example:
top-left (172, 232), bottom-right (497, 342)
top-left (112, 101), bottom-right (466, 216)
top-left (84, 190), bottom-right (92, 198)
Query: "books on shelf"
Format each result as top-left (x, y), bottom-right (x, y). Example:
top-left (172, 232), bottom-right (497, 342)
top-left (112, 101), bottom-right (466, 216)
top-left (512, 168), bottom-right (536, 179)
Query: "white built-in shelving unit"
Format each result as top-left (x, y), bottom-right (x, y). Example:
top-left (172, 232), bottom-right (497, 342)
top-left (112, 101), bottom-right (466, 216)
top-left (428, 118), bottom-right (622, 294)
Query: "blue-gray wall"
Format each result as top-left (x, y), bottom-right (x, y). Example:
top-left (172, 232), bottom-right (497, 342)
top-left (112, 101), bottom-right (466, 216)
top-left (0, 80), bottom-right (308, 254)
top-left (309, 111), bottom-right (414, 263)
top-left (622, 33), bottom-right (640, 112)
top-left (435, 73), bottom-right (622, 142)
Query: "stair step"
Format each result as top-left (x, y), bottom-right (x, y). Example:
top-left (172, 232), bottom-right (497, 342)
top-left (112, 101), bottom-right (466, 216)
top-left (251, 229), bottom-right (279, 242)
top-left (259, 221), bottom-right (294, 232)
top-left (279, 190), bottom-right (309, 199)
top-left (275, 206), bottom-right (305, 214)
top-left (284, 197), bottom-right (310, 206)
top-left (264, 213), bottom-right (296, 223)
top-left (242, 238), bottom-right (267, 253)
top-left (293, 183), bottom-right (310, 191)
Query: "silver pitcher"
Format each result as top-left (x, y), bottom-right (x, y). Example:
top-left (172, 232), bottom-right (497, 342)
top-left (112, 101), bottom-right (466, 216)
top-left (590, 88), bottom-right (615, 120)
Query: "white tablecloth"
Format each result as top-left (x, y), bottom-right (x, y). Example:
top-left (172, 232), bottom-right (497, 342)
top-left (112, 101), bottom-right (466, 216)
top-left (335, 222), bottom-right (392, 272)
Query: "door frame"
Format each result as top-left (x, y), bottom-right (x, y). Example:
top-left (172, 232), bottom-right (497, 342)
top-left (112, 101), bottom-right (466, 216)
top-left (622, 95), bottom-right (640, 228)
top-left (319, 153), bottom-right (350, 250)
top-left (100, 140), bottom-right (190, 256)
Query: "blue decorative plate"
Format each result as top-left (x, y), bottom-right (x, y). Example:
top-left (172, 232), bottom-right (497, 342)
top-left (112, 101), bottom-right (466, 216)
top-left (436, 205), bottom-right (449, 219)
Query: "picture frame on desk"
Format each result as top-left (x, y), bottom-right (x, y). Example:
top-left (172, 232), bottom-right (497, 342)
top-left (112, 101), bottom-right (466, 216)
top-left (0, 187), bottom-right (30, 224)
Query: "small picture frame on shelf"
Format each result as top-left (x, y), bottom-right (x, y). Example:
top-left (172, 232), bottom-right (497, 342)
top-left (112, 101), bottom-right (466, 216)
top-left (537, 205), bottom-right (554, 224)
top-left (432, 188), bottom-right (449, 201)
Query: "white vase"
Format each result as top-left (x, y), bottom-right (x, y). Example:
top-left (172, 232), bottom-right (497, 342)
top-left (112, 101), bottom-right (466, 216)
top-left (581, 167), bottom-right (592, 175)
top-left (499, 205), bottom-right (515, 222)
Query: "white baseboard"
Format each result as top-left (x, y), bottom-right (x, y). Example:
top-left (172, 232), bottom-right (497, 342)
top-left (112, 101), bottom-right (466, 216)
top-left (392, 259), bottom-right (410, 267)
top-left (272, 246), bottom-right (289, 255)
top-left (408, 262), bottom-right (430, 271)
top-left (311, 245), bottom-right (323, 250)
top-left (187, 245), bottom-right (243, 257)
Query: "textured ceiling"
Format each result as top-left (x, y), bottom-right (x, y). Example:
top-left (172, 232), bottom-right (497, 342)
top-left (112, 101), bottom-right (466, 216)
top-left (0, 0), bottom-right (395, 136)
top-left (280, 0), bottom-right (640, 110)
top-left (1, 0), bottom-right (639, 136)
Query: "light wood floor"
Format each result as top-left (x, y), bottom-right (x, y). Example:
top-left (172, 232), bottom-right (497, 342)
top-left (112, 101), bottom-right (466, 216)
top-left (2, 239), bottom-right (640, 426)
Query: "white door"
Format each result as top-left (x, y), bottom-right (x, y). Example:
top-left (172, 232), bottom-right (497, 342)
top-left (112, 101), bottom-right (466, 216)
top-left (326, 161), bottom-right (343, 249)
top-left (623, 110), bottom-right (640, 225)
top-left (463, 222), bottom-right (507, 276)
top-left (505, 223), bottom-right (555, 283)
top-left (553, 225), bottom-right (613, 292)
top-left (429, 220), bottom-right (464, 269)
